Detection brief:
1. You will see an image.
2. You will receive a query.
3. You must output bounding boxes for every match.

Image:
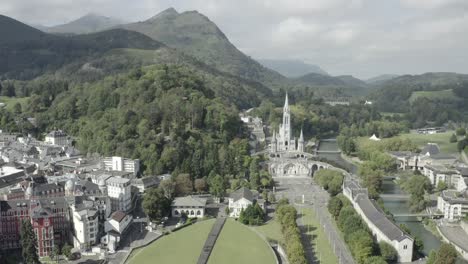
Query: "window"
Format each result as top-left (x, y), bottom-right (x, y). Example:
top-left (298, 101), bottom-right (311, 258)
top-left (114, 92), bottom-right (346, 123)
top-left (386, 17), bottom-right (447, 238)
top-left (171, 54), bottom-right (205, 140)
top-left (403, 245), bottom-right (407, 249)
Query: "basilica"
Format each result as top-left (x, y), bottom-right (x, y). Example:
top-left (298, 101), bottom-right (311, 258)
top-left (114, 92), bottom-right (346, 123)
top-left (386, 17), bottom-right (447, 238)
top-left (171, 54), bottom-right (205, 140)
top-left (268, 94), bottom-right (329, 177)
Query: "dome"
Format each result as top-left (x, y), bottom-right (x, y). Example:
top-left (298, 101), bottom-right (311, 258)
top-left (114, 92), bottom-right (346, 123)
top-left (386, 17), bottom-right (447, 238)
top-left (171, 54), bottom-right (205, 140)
top-left (98, 178), bottom-right (106, 186)
top-left (65, 179), bottom-right (75, 191)
top-left (25, 186), bottom-right (33, 197)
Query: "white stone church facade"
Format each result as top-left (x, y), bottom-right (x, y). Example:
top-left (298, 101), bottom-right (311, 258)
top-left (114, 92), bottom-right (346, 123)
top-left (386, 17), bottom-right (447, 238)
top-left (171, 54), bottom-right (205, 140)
top-left (268, 94), bottom-right (330, 178)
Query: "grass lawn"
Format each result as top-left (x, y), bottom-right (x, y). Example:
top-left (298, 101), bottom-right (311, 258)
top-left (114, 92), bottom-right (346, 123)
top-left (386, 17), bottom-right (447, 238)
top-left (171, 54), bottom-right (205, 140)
top-left (208, 219), bottom-right (276, 264)
top-left (127, 219), bottom-right (215, 264)
top-left (299, 207), bottom-right (339, 264)
top-left (0, 96), bottom-right (30, 112)
top-left (396, 131), bottom-right (458, 154)
top-left (252, 219), bottom-right (283, 243)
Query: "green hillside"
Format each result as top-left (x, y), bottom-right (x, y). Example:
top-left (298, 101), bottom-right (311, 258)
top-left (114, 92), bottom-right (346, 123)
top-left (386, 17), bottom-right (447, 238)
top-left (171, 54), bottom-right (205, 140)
top-left (119, 8), bottom-right (287, 89)
top-left (409, 89), bottom-right (459, 104)
top-left (0, 15), bottom-right (47, 45)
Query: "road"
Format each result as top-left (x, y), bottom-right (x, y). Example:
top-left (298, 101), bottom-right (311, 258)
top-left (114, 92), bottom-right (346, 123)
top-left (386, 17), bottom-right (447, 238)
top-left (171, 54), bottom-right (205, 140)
top-left (275, 177), bottom-right (355, 264)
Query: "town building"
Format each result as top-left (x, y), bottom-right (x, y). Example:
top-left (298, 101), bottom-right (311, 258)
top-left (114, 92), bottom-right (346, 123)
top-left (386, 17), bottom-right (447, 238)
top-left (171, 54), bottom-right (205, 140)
top-left (106, 176), bottom-right (132, 212)
top-left (102, 211), bottom-right (133, 253)
top-left (45, 130), bottom-right (71, 146)
top-left (131, 175), bottom-right (160, 193)
top-left (0, 197), bottom-right (70, 257)
top-left (343, 180), bottom-right (414, 263)
top-left (171, 196), bottom-right (207, 218)
top-left (437, 190), bottom-right (468, 221)
top-left (227, 187), bottom-right (265, 218)
top-left (102, 156), bottom-right (140, 176)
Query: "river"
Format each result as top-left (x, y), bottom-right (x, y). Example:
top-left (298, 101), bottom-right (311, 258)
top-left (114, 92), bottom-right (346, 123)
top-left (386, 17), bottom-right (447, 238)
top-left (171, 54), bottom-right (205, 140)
top-left (317, 139), bottom-right (442, 256)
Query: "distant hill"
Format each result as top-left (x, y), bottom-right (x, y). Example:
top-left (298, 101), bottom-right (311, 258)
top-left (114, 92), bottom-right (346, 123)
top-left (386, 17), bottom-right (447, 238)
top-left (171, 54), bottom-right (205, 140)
top-left (366, 74), bottom-right (399, 84)
top-left (336, 75), bottom-right (368, 88)
top-left (370, 72), bottom-right (468, 125)
top-left (46, 13), bottom-right (125, 34)
top-left (118, 8), bottom-right (287, 89)
top-left (294, 73), bottom-right (346, 86)
top-left (0, 15), bottom-right (48, 45)
top-left (257, 59), bottom-right (328, 77)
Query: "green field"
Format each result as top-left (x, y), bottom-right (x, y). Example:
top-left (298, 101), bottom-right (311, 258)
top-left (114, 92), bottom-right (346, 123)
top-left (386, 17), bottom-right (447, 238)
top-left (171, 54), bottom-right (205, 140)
top-left (252, 219), bottom-right (283, 243)
top-left (0, 96), bottom-right (30, 112)
top-left (299, 207), bottom-right (339, 264)
top-left (409, 89), bottom-right (459, 104)
top-left (127, 219), bottom-right (215, 264)
top-left (208, 219), bottom-right (276, 264)
top-left (397, 131), bottom-right (458, 153)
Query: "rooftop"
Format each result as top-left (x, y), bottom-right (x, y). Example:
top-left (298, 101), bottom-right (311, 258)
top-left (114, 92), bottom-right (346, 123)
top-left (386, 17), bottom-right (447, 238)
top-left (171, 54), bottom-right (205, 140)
top-left (172, 196), bottom-right (207, 207)
top-left (111, 210), bottom-right (127, 222)
top-left (229, 187), bottom-right (254, 202)
top-left (355, 193), bottom-right (413, 242)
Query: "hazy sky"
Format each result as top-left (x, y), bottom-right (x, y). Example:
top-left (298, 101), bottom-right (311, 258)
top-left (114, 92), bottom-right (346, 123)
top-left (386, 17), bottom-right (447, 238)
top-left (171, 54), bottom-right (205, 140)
top-left (1, 0), bottom-right (468, 79)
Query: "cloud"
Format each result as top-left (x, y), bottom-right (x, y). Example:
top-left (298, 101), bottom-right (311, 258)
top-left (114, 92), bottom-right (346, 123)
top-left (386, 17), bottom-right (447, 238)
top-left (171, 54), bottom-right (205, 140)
top-left (400, 0), bottom-right (468, 9)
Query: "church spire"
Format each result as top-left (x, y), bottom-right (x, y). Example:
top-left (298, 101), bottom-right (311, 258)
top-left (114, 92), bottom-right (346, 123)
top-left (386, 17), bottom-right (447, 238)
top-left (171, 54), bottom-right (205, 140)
top-left (299, 129), bottom-right (304, 142)
top-left (284, 92), bottom-right (289, 109)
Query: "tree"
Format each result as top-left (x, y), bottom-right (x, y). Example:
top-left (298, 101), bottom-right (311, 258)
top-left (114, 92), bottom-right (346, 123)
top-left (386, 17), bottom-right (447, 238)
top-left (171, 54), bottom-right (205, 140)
top-left (328, 196), bottom-right (343, 219)
top-left (268, 192), bottom-right (276, 203)
top-left (347, 230), bottom-right (374, 263)
top-left (209, 174), bottom-right (226, 200)
top-left (436, 243), bottom-right (458, 264)
top-left (194, 178), bottom-right (207, 193)
top-left (175, 173), bottom-right (193, 195)
top-left (20, 219), bottom-right (39, 264)
top-left (239, 203), bottom-right (265, 225)
top-left (456, 127), bottom-right (466, 136)
top-left (13, 103), bottom-right (22, 114)
top-left (159, 179), bottom-right (176, 199)
top-left (62, 243), bottom-right (72, 259)
top-left (363, 256), bottom-right (387, 264)
top-left (379, 241), bottom-right (398, 263)
top-left (143, 187), bottom-right (171, 221)
top-left (50, 243), bottom-right (61, 263)
top-left (436, 181), bottom-right (448, 192)
top-left (449, 133), bottom-right (458, 143)
top-left (426, 250), bottom-right (437, 264)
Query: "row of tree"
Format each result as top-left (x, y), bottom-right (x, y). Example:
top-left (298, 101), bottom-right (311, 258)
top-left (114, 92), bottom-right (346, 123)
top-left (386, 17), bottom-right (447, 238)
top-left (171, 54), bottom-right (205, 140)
top-left (275, 199), bottom-right (307, 264)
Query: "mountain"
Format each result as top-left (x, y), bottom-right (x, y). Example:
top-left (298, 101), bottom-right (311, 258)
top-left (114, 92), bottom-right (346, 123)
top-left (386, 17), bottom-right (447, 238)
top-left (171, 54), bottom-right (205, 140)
top-left (118, 8), bottom-right (287, 89)
top-left (46, 13), bottom-right (125, 34)
top-left (0, 15), bottom-right (48, 45)
top-left (257, 59), bottom-right (328, 77)
top-left (0, 14), bottom-right (271, 108)
top-left (366, 74), bottom-right (399, 84)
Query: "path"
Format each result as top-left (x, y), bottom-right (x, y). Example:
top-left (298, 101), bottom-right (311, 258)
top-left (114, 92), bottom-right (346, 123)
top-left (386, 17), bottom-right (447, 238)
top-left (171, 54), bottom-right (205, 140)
top-left (196, 217), bottom-right (226, 264)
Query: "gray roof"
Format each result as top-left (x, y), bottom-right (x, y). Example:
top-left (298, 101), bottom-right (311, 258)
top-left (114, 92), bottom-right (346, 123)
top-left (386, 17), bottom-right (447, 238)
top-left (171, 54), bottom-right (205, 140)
top-left (421, 143), bottom-right (440, 156)
top-left (441, 190), bottom-right (468, 205)
top-left (230, 187), bottom-right (254, 202)
top-left (172, 196), bottom-right (207, 207)
top-left (355, 194), bottom-right (413, 242)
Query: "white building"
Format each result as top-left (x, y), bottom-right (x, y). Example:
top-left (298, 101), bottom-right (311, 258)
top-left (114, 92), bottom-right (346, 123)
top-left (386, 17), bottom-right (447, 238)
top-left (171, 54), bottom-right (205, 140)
top-left (343, 180), bottom-right (414, 263)
top-left (102, 156), bottom-right (140, 176)
top-left (171, 196), bottom-right (207, 218)
top-left (437, 190), bottom-right (468, 221)
top-left (45, 130), bottom-right (70, 146)
top-left (106, 177), bottom-right (132, 212)
top-left (72, 205), bottom-right (99, 250)
top-left (227, 187), bottom-right (265, 218)
top-left (102, 211), bottom-right (133, 253)
top-left (70, 196), bottom-right (110, 250)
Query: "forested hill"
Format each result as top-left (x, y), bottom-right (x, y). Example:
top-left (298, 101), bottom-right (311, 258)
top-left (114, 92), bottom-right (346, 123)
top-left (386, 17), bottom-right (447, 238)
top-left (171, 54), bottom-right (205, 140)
top-left (0, 14), bottom-right (272, 108)
top-left (118, 8), bottom-right (288, 89)
top-left (369, 72), bottom-right (468, 127)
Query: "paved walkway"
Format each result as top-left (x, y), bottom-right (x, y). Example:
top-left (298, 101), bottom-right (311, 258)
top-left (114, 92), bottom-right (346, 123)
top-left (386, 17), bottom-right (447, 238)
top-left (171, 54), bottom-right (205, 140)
top-left (196, 217), bottom-right (227, 264)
